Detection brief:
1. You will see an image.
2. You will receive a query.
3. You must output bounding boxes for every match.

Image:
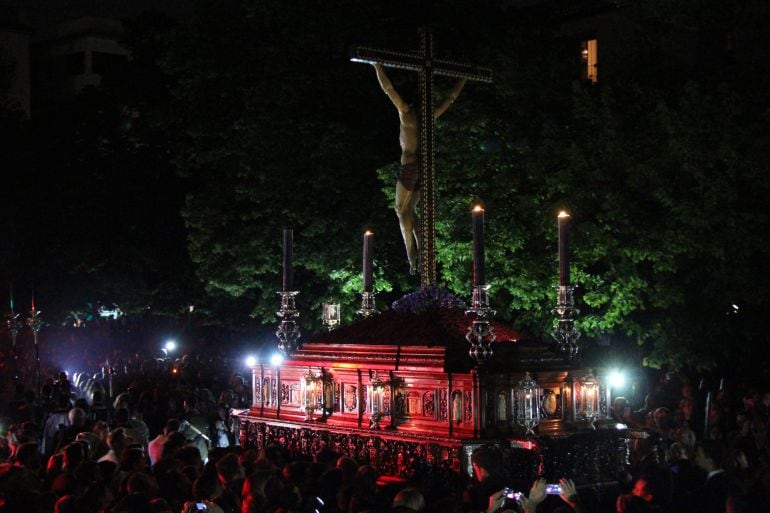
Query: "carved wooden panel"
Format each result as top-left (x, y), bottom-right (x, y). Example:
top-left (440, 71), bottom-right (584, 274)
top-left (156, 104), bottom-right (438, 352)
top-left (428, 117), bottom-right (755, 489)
top-left (239, 418), bottom-right (461, 484)
top-left (424, 391), bottom-right (436, 418)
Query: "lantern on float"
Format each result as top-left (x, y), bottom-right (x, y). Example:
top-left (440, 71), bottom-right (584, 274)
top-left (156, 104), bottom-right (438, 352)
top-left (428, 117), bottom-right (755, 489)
top-left (579, 370), bottom-right (599, 421)
top-left (301, 367), bottom-right (320, 421)
top-left (369, 371), bottom-right (385, 429)
top-left (515, 372), bottom-right (541, 435)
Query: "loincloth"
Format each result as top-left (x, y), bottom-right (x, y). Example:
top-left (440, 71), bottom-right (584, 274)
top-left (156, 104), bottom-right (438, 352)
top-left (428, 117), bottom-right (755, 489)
top-left (397, 162), bottom-right (420, 191)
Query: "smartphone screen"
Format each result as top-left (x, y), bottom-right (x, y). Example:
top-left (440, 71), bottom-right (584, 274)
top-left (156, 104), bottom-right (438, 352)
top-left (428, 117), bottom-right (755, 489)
top-left (545, 483), bottom-right (562, 495)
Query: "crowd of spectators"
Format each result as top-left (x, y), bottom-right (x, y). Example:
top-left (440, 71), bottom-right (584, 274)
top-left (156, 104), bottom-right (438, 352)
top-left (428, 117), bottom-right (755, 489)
top-left (0, 337), bottom-right (768, 513)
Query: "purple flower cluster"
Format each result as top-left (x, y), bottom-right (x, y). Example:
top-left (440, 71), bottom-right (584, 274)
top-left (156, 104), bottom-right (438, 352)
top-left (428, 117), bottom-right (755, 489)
top-left (391, 284), bottom-right (467, 313)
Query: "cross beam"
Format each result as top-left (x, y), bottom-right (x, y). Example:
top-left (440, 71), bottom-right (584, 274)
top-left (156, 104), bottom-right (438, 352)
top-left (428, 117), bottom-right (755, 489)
top-left (352, 29), bottom-right (492, 288)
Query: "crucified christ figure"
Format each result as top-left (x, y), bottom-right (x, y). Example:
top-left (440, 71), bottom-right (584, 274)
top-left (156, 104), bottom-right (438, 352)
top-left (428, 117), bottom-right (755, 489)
top-left (373, 62), bottom-right (467, 275)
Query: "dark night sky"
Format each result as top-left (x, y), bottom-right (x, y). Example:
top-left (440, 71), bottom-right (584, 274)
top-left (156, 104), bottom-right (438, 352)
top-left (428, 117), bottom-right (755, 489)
top-left (15, 0), bottom-right (191, 34)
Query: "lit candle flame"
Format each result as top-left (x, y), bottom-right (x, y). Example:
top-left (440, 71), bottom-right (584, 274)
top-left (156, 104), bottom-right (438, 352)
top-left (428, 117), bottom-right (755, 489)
top-left (364, 230), bottom-right (373, 236)
top-left (558, 210), bottom-right (570, 218)
top-left (472, 205), bottom-right (484, 212)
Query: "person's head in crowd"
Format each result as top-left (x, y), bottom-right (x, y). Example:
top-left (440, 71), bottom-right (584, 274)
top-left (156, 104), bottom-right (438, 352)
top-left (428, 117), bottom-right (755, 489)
top-left (73, 398), bottom-right (90, 415)
top-left (175, 445), bottom-right (203, 473)
top-left (750, 414), bottom-right (768, 443)
top-left (282, 461), bottom-right (306, 487)
top-left (155, 468), bottom-right (192, 511)
top-left (677, 397), bottom-right (695, 423)
top-left (81, 484), bottom-right (111, 513)
top-left (76, 431), bottom-right (100, 458)
top-left (665, 442), bottom-right (688, 464)
top-left (115, 407), bottom-right (132, 426)
top-left (392, 487), bottom-right (425, 512)
top-left (160, 432), bottom-right (187, 460)
top-left (695, 439), bottom-right (726, 473)
top-left (241, 469), bottom-right (275, 506)
top-left (40, 383), bottom-right (53, 399)
top-left (68, 407), bottom-right (87, 428)
top-left (631, 465), bottom-right (672, 507)
top-left (163, 418), bottom-right (181, 436)
top-left (107, 428), bottom-right (128, 454)
top-left (356, 464), bottom-right (378, 495)
top-left (54, 494), bottom-right (78, 513)
top-left (120, 447), bottom-right (148, 474)
top-left (126, 471), bottom-right (156, 496)
top-left (62, 442), bottom-right (86, 471)
top-left (13, 441), bottom-right (41, 470)
top-left (216, 452), bottom-right (245, 488)
top-left (193, 472), bottom-right (222, 501)
top-left (92, 421), bottom-right (109, 440)
top-left (742, 388), bottom-right (760, 412)
top-left (653, 407), bottom-right (672, 432)
top-left (724, 448), bottom-right (750, 474)
top-left (148, 497), bottom-right (174, 513)
top-left (51, 471), bottom-right (77, 496)
top-left (710, 424), bottom-right (725, 441)
top-left (183, 395), bottom-right (199, 413)
top-left (314, 446), bottom-right (339, 468)
top-left (617, 493), bottom-right (652, 513)
top-left (113, 392), bottom-right (131, 412)
top-left (674, 426), bottom-right (696, 453)
top-left (471, 445), bottom-right (503, 482)
top-left (336, 456), bottom-right (358, 481)
top-left (55, 392), bottom-right (72, 411)
top-left (613, 397), bottom-right (630, 421)
top-left (238, 449), bottom-right (258, 477)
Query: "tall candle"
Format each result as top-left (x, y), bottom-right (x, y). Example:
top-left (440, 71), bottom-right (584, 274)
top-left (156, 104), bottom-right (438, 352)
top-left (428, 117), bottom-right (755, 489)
top-left (282, 228), bottom-right (293, 291)
top-left (472, 206), bottom-right (485, 286)
top-left (558, 211), bottom-right (570, 286)
top-left (363, 230), bottom-right (373, 293)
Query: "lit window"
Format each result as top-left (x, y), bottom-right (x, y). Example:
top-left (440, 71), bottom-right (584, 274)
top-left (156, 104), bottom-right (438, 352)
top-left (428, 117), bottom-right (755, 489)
top-left (581, 39), bottom-right (598, 83)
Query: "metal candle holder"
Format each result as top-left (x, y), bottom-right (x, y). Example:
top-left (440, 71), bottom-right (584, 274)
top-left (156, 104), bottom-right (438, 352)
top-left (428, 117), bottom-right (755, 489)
top-left (465, 285), bottom-right (496, 364)
top-left (26, 310), bottom-right (43, 387)
top-left (6, 314), bottom-right (22, 381)
top-left (276, 291), bottom-right (301, 356)
top-left (357, 291), bottom-right (379, 317)
top-left (552, 285), bottom-right (581, 359)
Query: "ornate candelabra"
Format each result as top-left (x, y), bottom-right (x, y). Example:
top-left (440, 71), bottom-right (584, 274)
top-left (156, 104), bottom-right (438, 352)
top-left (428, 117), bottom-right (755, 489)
top-left (276, 291), bottom-right (301, 356)
top-left (26, 309), bottom-right (43, 387)
top-left (552, 285), bottom-right (581, 359)
top-left (357, 291), bottom-right (379, 317)
top-left (6, 313), bottom-right (22, 381)
top-left (465, 285), bottom-right (496, 364)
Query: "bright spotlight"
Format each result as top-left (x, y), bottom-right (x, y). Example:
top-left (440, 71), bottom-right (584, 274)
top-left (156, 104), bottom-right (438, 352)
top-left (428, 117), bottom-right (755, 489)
top-left (609, 370), bottom-right (625, 389)
top-left (164, 340), bottom-right (177, 352)
top-left (245, 355), bottom-right (258, 368)
top-left (270, 353), bottom-right (284, 367)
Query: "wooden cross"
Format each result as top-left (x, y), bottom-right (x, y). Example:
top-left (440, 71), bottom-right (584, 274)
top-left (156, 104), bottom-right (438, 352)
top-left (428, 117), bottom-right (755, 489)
top-left (352, 28), bottom-right (493, 288)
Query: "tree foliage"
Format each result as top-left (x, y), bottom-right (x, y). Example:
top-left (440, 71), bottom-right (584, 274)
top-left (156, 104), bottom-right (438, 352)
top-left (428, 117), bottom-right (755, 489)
top-left (20, 0), bottom-right (761, 372)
